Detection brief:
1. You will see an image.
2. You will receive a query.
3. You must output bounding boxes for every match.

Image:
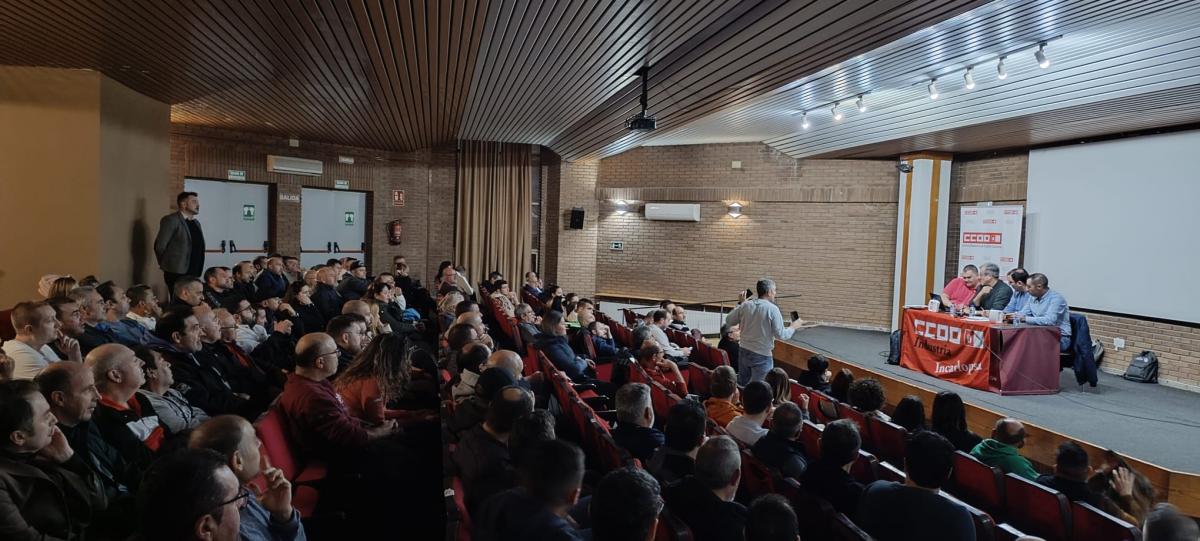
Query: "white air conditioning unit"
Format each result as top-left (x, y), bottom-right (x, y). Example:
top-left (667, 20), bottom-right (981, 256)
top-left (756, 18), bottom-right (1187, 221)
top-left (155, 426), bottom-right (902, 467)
top-left (267, 155), bottom-right (324, 176)
top-left (644, 203), bottom-right (700, 222)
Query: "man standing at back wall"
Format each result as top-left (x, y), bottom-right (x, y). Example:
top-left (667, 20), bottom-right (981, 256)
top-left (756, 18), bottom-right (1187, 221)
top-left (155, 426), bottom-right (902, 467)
top-left (154, 191), bottom-right (206, 299)
top-left (726, 279), bottom-right (806, 385)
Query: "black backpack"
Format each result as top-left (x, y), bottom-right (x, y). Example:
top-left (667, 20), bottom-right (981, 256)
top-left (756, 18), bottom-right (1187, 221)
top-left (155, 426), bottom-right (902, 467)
top-left (886, 330), bottom-right (901, 365)
top-left (1122, 350), bottom-right (1158, 383)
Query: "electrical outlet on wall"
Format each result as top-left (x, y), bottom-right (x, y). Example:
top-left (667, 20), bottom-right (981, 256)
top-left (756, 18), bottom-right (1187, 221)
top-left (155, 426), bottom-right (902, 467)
top-left (1113, 337), bottom-right (1125, 350)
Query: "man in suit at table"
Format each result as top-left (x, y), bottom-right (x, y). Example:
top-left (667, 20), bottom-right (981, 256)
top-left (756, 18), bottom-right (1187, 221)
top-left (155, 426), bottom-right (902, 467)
top-left (154, 191), bottom-right (206, 299)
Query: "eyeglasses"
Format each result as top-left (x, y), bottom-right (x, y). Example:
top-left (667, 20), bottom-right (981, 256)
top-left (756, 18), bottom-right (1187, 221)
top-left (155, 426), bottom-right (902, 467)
top-left (316, 350), bottom-right (340, 359)
top-left (210, 487), bottom-right (252, 513)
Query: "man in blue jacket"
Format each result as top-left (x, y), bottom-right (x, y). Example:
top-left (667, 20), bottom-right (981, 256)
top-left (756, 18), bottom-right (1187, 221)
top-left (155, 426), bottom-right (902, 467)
top-left (533, 310), bottom-right (593, 382)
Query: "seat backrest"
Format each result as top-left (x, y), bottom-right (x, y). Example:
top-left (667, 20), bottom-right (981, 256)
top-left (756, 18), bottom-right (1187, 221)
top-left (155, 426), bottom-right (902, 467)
top-left (838, 403), bottom-right (867, 431)
top-left (850, 449), bottom-right (878, 484)
top-left (943, 490), bottom-right (996, 541)
top-left (877, 461), bottom-right (906, 484)
top-left (654, 508), bottom-right (694, 541)
top-left (448, 476), bottom-right (473, 541)
top-left (831, 512), bottom-right (872, 541)
top-left (255, 408), bottom-right (300, 481)
top-left (508, 317), bottom-right (524, 351)
top-left (800, 420), bottom-right (823, 459)
top-left (1003, 472), bottom-right (1071, 541)
top-left (1070, 501), bottom-right (1140, 541)
top-left (778, 477), bottom-right (836, 540)
top-left (737, 450), bottom-right (776, 500)
top-left (621, 308), bottom-right (638, 327)
top-left (995, 523), bottom-right (1028, 541)
top-left (686, 363), bottom-right (712, 397)
top-left (632, 363), bottom-right (682, 421)
top-left (865, 416), bottom-right (907, 466)
top-left (0, 308), bottom-right (14, 341)
top-left (951, 451), bottom-right (1005, 516)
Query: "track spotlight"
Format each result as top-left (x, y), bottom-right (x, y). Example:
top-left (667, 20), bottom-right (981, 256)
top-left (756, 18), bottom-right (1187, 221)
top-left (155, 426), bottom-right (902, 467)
top-left (856, 95), bottom-right (866, 112)
top-left (1035, 43), bottom-right (1049, 68)
top-left (800, 111), bottom-right (810, 129)
top-left (928, 79), bottom-right (939, 100)
top-left (831, 102), bottom-right (843, 121)
top-left (964, 68), bottom-right (976, 90)
top-left (997, 56), bottom-right (1008, 80)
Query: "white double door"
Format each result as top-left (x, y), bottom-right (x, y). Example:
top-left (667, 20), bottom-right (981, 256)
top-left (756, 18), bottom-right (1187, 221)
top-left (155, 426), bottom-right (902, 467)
top-left (300, 188), bottom-right (368, 269)
top-left (183, 179), bottom-right (270, 270)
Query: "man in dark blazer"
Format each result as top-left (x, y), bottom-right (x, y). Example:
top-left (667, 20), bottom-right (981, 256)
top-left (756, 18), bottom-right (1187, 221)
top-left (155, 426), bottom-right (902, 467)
top-left (154, 191), bottom-right (206, 298)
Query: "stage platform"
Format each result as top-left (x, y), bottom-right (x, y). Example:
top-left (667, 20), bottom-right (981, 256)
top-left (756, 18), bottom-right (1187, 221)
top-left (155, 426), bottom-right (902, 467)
top-left (785, 326), bottom-right (1200, 474)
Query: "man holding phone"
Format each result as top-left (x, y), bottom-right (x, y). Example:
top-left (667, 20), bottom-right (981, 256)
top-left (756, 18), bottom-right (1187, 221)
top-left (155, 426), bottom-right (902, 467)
top-left (726, 279), bottom-right (807, 385)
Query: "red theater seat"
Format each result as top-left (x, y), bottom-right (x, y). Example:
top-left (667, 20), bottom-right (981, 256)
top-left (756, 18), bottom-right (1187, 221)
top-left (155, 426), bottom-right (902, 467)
top-left (686, 364), bottom-right (712, 396)
top-left (943, 490), bottom-right (997, 541)
top-left (1071, 501), bottom-right (1140, 541)
top-left (850, 449), bottom-right (879, 484)
top-left (838, 404), bottom-right (866, 431)
top-left (995, 523), bottom-right (1030, 541)
top-left (1003, 473), bottom-right (1071, 541)
top-left (951, 450), bottom-right (1006, 517)
top-left (800, 421), bottom-right (823, 458)
top-left (865, 416), bottom-right (907, 466)
top-left (877, 460), bottom-right (906, 484)
top-left (445, 476), bottom-right (472, 541)
top-left (654, 508), bottom-right (694, 541)
top-left (810, 391), bottom-right (839, 424)
top-left (737, 450), bottom-right (776, 501)
top-left (255, 408), bottom-right (327, 518)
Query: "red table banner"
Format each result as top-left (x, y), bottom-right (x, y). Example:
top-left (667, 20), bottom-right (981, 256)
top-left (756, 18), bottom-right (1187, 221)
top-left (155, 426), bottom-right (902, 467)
top-left (900, 309), bottom-right (993, 390)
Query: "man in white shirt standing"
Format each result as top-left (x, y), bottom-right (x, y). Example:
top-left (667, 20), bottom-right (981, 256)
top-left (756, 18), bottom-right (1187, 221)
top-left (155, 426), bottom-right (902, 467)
top-left (726, 279), bottom-right (806, 385)
top-left (3, 301), bottom-right (79, 380)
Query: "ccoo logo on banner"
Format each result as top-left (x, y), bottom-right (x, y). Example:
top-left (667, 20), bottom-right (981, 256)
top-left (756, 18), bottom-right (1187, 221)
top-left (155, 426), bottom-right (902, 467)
top-left (901, 310), bottom-right (993, 390)
top-left (958, 205), bottom-right (1024, 276)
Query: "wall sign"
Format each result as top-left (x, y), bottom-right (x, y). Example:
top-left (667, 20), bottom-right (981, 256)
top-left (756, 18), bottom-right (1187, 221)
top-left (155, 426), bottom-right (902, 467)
top-left (334, 179), bottom-right (350, 190)
top-left (278, 193), bottom-right (301, 202)
top-left (242, 204), bottom-right (256, 221)
top-left (344, 211), bottom-right (356, 226)
top-left (958, 205), bottom-right (1024, 276)
top-left (610, 241), bottom-right (624, 251)
top-left (392, 189), bottom-right (406, 207)
top-left (227, 169), bottom-right (247, 181)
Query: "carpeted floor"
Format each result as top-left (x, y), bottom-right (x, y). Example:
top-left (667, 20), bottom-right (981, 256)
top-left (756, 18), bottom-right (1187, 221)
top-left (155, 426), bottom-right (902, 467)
top-left (788, 326), bottom-right (1200, 473)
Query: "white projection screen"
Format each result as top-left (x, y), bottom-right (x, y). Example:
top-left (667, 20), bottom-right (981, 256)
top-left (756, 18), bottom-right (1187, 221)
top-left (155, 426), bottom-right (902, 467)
top-left (1025, 130), bottom-right (1200, 323)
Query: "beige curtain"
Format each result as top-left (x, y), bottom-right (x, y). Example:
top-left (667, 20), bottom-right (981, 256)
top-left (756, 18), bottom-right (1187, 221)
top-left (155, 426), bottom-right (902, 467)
top-left (455, 140), bottom-right (533, 288)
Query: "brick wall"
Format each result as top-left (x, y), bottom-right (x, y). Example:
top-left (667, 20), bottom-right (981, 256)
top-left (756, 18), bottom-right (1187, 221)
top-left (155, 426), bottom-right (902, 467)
top-left (169, 125), bottom-right (456, 281)
top-left (593, 143), bottom-right (898, 329)
top-left (949, 152), bottom-right (1200, 390)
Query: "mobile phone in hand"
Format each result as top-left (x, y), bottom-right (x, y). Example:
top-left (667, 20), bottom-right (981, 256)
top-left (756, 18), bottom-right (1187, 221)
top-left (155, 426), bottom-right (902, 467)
top-left (790, 310), bottom-right (800, 322)
top-left (745, 288), bottom-right (753, 299)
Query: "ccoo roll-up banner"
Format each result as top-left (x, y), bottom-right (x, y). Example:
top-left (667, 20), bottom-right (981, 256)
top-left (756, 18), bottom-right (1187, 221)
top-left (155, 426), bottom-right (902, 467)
top-left (958, 205), bottom-right (1024, 276)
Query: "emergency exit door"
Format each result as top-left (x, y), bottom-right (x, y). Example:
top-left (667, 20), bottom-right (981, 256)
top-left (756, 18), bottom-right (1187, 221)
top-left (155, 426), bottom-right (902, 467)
top-left (300, 188), bottom-right (368, 269)
top-left (183, 179), bottom-right (271, 270)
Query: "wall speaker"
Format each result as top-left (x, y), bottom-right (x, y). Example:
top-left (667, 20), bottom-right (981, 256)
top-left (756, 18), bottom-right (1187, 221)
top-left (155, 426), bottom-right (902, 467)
top-left (569, 208), bottom-right (585, 229)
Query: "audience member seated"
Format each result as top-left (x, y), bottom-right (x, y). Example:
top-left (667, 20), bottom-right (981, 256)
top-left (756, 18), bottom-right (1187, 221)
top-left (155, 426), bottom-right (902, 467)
top-left (1037, 441), bottom-right (1138, 523)
top-left (0, 353), bottom-right (12, 382)
top-left (746, 494), bottom-right (800, 541)
top-left (970, 418), bottom-right (1039, 480)
top-left (448, 367), bottom-right (518, 435)
top-left (337, 261), bottom-right (371, 301)
top-left (515, 303), bottom-right (541, 346)
top-left (311, 267), bottom-right (346, 323)
top-left (663, 436), bottom-right (747, 541)
top-left (202, 266), bottom-right (234, 309)
top-left (591, 467), bottom-right (662, 541)
top-left (136, 448), bottom-right (244, 541)
top-left (508, 410), bottom-right (557, 471)
top-left (1089, 454), bottom-right (1155, 526)
top-left (230, 261), bottom-right (258, 306)
top-left (848, 378), bottom-right (891, 422)
top-left (751, 401), bottom-right (808, 479)
top-left (765, 367), bottom-right (805, 412)
top-left (612, 383), bottom-right (665, 462)
top-left (586, 319), bottom-right (618, 358)
top-left (276, 333), bottom-right (399, 464)
top-left (1003, 268), bottom-right (1031, 314)
top-left (195, 306), bottom-right (272, 416)
top-left (668, 305), bottom-right (690, 332)
top-left (0, 380), bottom-right (105, 540)
top-left (704, 366), bottom-right (744, 428)
top-left (972, 262), bottom-right (1013, 311)
top-left (829, 368), bottom-right (854, 403)
top-left (188, 416), bottom-right (306, 540)
top-left (539, 285), bottom-right (565, 314)
top-left (455, 310), bottom-right (496, 350)
top-left (135, 346), bottom-right (209, 434)
top-left (4, 301), bottom-right (72, 380)
top-left (452, 343), bottom-right (491, 403)
top-left (533, 311), bottom-right (597, 383)
top-left (230, 299), bottom-right (269, 353)
top-left (252, 257), bottom-right (287, 303)
top-left (648, 399), bottom-right (706, 484)
top-left (86, 344), bottom-right (163, 458)
top-left (891, 395), bottom-right (927, 434)
top-left (1016, 273), bottom-right (1072, 352)
top-left (635, 341), bottom-right (688, 396)
top-left (67, 287), bottom-right (121, 356)
top-left (97, 281), bottom-right (152, 346)
top-left (726, 381), bottom-right (773, 446)
top-left (335, 333), bottom-right (438, 427)
top-left (796, 354), bottom-right (831, 393)
top-left (453, 386), bottom-right (534, 513)
top-left (125, 284), bottom-right (162, 331)
top-left (216, 308), bottom-right (286, 398)
top-left (522, 271), bottom-right (544, 297)
top-left (718, 324), bottom-right (741, 372)
top-left (647, 310), bottom-right (691, 360)
top-left (475, 439), bottom-right (587, 541)
top-left (285, 281), bottom-right (326, 337)
top-left (857, 431), bottom-right (974, 541)
top-left (930, 391), bottom-right (981, 453)
top-left (942, 265), bottom-right (978, 308)
top-left (1143, 503), bottom-right (1200, 541)
top-left (152, 308), bottom-right (250, 417)
top-left (802, 419), bottom-right (865, 514)
top-left (490, 280), bottom-right (518, 318)
top-left (327, 314), bottom-right (369, 374)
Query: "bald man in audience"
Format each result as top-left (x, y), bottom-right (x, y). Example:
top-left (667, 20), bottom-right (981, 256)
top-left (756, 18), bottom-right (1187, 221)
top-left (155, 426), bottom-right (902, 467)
top-left (255, 256), bottom-right (289, 302)
top-left (189, 416), bottom-right (307, 540)
top-left (663, 436), bottom-right (747, 541)
top-left (311, 267), bottom-right (346, 322)
top-left (86, 344), bottom-right (163, 460)
top-left (970, 418), bottom-right (1039, 481)
top-left (341, 299), bottom-right (372, 321)
top-left (4, 301), bottom-right (75, 379)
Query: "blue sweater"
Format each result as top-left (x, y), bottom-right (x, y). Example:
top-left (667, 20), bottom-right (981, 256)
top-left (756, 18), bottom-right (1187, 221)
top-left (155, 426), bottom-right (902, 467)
top-left (534, 334), bottom-right (588, 381)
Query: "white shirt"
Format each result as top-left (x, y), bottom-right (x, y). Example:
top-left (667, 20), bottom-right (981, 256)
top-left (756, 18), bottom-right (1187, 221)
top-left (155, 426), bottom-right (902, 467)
top-left (236, 324), bottom-right (269, 353)
top-left (3, 339), bottom-right (61, 380)
top-left (648, 325), bottom-right (685, 357)
top-left (126, 311), bottom-right (156, 331)
top-left (725, 298), bottom-right (795, 357)
top-left (726, 415), bottom-right (769, 446)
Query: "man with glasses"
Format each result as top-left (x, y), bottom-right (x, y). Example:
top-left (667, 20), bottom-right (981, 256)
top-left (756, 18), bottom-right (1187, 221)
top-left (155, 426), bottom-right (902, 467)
top-left (138, 448), bottom-right (245, 541)
top-left (151, 307), bottom-right (249, 417)
top-left (189, 415), bottom-right (306, 540)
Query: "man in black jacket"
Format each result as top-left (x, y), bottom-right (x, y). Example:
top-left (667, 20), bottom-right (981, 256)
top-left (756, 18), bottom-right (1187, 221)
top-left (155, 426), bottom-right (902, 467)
top-left (151, 307), bottom-right (250, 418)
top-left (973, 262), bottom-right (1013, 311)
top-left (312, 267), bottom-right (346, 322)
top-left (751, 402), bottom-right (808, 479)
top-left (801, 419), bottom-right (864, 515)
top-left (663, 436), bottom-right (747, 541)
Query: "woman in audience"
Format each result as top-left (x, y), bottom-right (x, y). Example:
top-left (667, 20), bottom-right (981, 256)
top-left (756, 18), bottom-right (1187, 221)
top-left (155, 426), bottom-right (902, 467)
top-left (829, 368), bottom-right (855, 403)
top-left (365, 281), bottom-right (402, 334)
top-left (765, 367), bottom-right (792, 406)
top-left (848, 378), bottom-right (891, 421)
top-left (930, 391), bottom-right (982, 453)
top-left (437, 291), bottom-right (464, 333)
top-left (891, 395), bottom-right (927, 433)
top-left (336, 333), bottom-right (437, 427)
top-left (1089, 451), bottom-right (1156, 525)
top-left (284, 281), bottom-right (325, 337)
top-left (796, 354), bottom-right (832, 393)
top-left (717, 324), bottom-right (741, 371)
top-left (48, 275), bottom-right (78, 298)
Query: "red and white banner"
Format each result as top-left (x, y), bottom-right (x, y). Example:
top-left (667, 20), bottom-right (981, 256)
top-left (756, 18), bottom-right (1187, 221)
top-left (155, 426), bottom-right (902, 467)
top-left (900, 309), bottom-right (992, 390)
top-left (958, 205), bottom-right (1023, 276)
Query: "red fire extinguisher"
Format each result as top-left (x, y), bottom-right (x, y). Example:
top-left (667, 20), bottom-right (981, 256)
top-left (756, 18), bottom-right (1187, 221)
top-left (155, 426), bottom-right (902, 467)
top-left (387, 220), bottom-right (403, 245)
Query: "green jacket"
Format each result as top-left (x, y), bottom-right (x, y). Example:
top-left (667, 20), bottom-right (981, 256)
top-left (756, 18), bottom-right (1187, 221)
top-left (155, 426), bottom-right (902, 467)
top-left (970, 439), bottom-right (1039, 481)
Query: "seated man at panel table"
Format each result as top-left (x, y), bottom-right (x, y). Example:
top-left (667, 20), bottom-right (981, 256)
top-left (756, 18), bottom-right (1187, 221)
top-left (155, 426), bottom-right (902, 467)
top-left (1003, 268), bottom-right (1031, 313)
top-left (1015, 273), bottom-right (1072, 352)
top-left (971, 262), bottom-right (1013, 311)
top-left (941, 265), bottom-right (978, 308)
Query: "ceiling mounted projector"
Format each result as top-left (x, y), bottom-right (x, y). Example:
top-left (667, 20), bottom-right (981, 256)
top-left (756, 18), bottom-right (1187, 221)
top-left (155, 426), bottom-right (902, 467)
top-left (625, 66), bottom-right (656, 131)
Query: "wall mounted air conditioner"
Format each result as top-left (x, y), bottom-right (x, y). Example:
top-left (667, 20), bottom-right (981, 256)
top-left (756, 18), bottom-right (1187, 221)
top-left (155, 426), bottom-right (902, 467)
top-left (644, 203), bottom-right (700, 222)
top-left (267, 155), bottom-right (324, 176)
